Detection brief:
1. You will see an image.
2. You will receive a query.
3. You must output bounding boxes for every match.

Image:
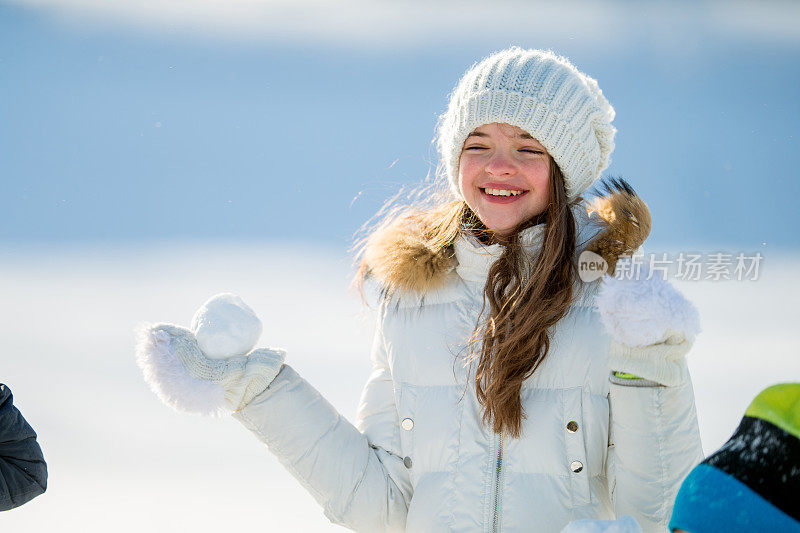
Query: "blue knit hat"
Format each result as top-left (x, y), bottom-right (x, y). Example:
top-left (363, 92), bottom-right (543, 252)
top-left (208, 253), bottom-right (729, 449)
top-left (669, 383), bottom-right (800, 532)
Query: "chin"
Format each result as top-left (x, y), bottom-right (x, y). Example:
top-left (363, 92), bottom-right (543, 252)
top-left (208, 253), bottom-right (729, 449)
top-left (484, 220), bottom-right (520, 237)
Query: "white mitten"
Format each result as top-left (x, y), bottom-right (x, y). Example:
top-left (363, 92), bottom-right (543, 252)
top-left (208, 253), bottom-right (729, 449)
top-left (135, 293), bottom-right (286, 416)
top-left (595, 265), bottom-right (701, 387)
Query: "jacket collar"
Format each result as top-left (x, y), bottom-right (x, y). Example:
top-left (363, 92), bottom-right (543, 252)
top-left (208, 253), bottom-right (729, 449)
top-left (453, 204), bottom-right (595, 284)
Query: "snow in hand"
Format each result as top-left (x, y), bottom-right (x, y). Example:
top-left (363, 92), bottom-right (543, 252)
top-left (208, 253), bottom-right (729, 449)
top-left (190, 293), bottom-right (262, 359)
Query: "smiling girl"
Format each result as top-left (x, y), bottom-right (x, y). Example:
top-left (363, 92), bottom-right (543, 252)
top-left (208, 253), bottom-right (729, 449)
top-left (137, 47), bottom-right (704, 532)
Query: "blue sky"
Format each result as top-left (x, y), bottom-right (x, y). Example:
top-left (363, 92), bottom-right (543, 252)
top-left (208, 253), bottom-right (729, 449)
top-left (1, 0), bottom-right (798, 248)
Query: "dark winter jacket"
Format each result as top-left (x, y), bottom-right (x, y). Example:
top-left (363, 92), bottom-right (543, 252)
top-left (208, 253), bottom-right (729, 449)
top-left (0, 383), bottom-right (47, 511)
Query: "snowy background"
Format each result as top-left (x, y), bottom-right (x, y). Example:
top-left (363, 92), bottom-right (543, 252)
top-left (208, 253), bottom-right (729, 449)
top-left (1, 1), bottom-right (799, 531)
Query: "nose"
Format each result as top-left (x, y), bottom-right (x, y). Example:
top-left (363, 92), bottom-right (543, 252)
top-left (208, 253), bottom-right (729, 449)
top-left (484, 150), bottom-right (516, 176)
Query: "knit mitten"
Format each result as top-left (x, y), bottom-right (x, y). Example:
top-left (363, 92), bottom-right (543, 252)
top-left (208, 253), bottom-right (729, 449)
top-left (135, 294), bottom-right (285, 416)
top-left (595, 264), bottom-right (701, 387)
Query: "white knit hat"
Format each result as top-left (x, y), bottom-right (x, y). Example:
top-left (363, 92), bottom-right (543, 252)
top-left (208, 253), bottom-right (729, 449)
top-left (436, 47), bottom-right (616, 202)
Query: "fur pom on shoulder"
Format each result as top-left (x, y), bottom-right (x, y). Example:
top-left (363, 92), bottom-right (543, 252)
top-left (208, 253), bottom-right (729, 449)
top-left (584, 177), bottom-right (652, 275)
top-left (135, 323), bottom-right (231, 417)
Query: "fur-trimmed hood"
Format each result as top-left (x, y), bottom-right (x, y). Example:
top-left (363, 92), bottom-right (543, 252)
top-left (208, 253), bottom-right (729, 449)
top-left (361, 178), bottom-right (651, 295)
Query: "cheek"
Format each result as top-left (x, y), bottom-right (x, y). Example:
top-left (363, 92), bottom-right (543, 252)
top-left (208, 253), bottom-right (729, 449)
top-left (525, 160), bottom-right (551, 188)
top-left (458, 157), bottom-right (478, 185)
top-left (458, 159), bottom-right (482, 200)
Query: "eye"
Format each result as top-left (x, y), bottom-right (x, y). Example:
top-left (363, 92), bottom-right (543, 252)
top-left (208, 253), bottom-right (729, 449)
top-left (520, 149), bottom-right (544, 154)
top-left (463, 146), bottom-right (487, 151)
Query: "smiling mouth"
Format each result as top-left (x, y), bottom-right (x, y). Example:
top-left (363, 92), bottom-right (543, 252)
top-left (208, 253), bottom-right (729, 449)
top-left (480, 187), bottom-right (528, 197)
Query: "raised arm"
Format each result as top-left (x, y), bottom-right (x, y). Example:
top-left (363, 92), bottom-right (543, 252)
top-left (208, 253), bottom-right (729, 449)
top-left (233, 320), bottom-right (411, 530)
top-left (136, 294), bottom-right (410, 531)
top-left (596, 270), bottom-right (704, 532)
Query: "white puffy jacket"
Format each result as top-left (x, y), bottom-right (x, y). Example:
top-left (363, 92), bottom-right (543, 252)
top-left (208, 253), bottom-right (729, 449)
top-left (224, 216), bottom-right (704, 533)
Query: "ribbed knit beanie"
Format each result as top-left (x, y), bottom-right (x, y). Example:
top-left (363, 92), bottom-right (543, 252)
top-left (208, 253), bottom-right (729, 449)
top-left (669, 383), bottom-right (800, 532)
top-left (436, 46), bottom-right (616, 202)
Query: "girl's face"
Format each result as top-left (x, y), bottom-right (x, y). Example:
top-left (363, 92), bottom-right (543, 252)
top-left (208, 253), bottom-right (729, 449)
top-left (458, 122), bottom-right (551, 237)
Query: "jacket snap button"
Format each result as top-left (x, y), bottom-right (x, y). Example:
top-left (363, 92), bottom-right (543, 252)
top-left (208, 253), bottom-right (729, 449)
top-left (567, 421), bottom-right (579, 433)
top-left (403, 456), bottom-right (413, 469)
top-left (401, 418), bottom-right (414, 431)
top-left (570, 460), bottom-right (584, 473)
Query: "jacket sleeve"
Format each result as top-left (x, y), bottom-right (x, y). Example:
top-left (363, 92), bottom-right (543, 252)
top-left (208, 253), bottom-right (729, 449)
top-left (232, 315), bottom-right (412, 532)
top-left (606, 358), bottom-right (704, 532)
top-left (595, 268), bottom-right (705, 531)
top-left (0, 384), bottom-right (48, 512)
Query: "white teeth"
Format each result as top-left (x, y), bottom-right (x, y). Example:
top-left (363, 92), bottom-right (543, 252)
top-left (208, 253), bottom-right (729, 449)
top-left (484, 188), bottom-right (524, 197)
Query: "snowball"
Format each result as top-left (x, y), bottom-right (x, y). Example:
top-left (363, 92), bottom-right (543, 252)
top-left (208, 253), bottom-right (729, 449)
top-left (190, 293), bottom-right (262, 359)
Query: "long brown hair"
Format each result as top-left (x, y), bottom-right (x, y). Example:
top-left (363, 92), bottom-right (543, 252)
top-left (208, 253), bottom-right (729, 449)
top-left (470, 160), bottom-right (578, 438)
top-left (352, 157), bottom-right (579, 438)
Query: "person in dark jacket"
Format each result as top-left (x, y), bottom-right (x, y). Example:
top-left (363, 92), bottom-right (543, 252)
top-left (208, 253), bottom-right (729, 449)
top-left (0, 383), bottom-right (47, 511)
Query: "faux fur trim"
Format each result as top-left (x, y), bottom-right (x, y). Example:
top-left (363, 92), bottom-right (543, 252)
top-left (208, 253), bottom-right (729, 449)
top-left (135, 323), bottom-right (231, 417)
top-left (361, 217), bottom-right (457, 296)
top-left (361, 177), bottom-right (651, 294)
top-left (584, 177), bottom-right (652, 276)
top-left (595, 264), bottom-right (702, 347)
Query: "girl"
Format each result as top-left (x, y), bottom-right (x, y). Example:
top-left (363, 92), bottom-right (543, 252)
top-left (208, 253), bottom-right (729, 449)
top-left (137, 47), bottom-right (704, 532)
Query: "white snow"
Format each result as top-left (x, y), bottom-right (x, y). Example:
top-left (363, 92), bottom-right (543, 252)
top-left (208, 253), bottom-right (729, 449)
top-left (1, 241), bottom-right (798, 532)
top-left (191, 292), bottom-right (262, 359)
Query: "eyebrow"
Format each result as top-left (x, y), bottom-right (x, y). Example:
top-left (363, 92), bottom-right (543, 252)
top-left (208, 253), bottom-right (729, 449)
top-left (466, 131), bottom-right (536, 140)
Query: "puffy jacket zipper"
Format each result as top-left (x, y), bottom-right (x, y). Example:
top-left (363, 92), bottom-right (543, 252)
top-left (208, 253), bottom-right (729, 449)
top-left (490, 432), bottom-right (504, 532)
